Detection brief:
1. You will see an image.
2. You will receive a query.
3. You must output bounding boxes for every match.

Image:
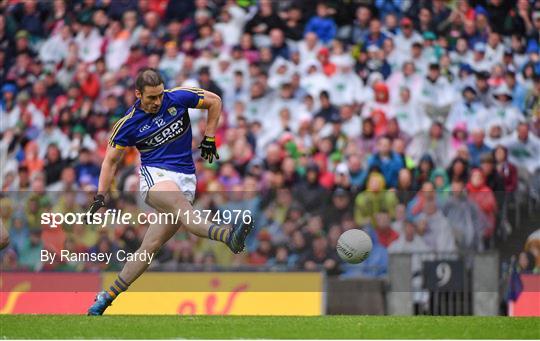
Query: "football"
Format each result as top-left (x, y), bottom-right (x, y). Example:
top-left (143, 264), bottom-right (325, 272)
top-left (336, 229), bottom-right (373, 264)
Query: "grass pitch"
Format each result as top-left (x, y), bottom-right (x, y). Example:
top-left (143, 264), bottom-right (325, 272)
top-left (0, 315), bottom-right (539, 339)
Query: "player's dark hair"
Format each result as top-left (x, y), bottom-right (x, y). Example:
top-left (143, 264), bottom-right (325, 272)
top-left (135, 68), bottom-right (164, 94)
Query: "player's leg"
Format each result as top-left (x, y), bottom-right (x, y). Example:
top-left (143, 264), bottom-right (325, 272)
top-left (88, 221), bottom-right (178, 315)
top-left (118, 222), bottom-right (179, 284)
top-left (147, 180), bottom-right (252, 253)
top-left (147, 180), bottom-right (214, 237)
top-left (0, 221), bottom-right (9, 250)
top-left (88, 178), bottom-right (251, 315)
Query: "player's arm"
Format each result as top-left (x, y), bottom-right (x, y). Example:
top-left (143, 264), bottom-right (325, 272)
top-left (168, 87), bottom-right (222, 162)
top-left (96, 109), bottom-right (134, 198)
top-left (97, 145), bottom-right (125, 197)
top-left (196, 90), bottom-right (222, 163)
top-left (86, 145), bottom-right (125, 219)
top-left (195, 90), bottom-right (222, 137)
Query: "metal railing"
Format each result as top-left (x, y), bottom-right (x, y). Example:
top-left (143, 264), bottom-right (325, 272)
top-left (387, 252), bottom-right (499, 316)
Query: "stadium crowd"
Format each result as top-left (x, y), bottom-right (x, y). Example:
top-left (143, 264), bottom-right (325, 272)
top-left (1, 0), bottom-right (540, 277)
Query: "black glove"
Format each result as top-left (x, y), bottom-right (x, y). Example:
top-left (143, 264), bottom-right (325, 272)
top-left (198, 136), bottom-right (219, 163)
top-left (85, 194), bottom-right (105, 224)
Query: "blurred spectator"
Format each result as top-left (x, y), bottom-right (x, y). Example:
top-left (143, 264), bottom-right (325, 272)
top-left (298, 32), bottom-right (321, 63)
top-left (416, 200), bottom-right (457, 253)
top-left (43, 144), bottom-right (68, 186)
top-left (6, 91), bottom-right (45, 135)
top-left (248, 230), bottom-right (274, 265)
top-left (75, 18), bottom-right (104, 64)
top-left (20, 140), bottom-right (44, 177)
top-left (214, 4), bottom-right (248, 47)
top-left (47, 166), bottom-right (79, 192)
top-left (524, 74), bottom-right (539, 117)
top-left (345, 154), bottom-right (368, 191)
top-left (267, 244), bottom-right (296, 268)
top-left (466, 169), bottom-right (498, 242)
top-left (450, 123), bottom-right (468, 152)
top-left (301, 232), bottom-right (341, 275)
top-left (473, 71), bottom-right (495, 108)
top-left (103, 19), bottom-right (131, 72)
top-left (315, 90), bottom-right (338, 122)
top-left (374, 210), bottom-right (399, 248)
top-left (480, 153), bottom-right (505, 195)
top-left (388, 219), bottom-right (431, 254)
top-left (304, 2), bottom-right (336, 44)
top-left (502, 122), bottom-right (540, 176)
top-left (269, 28), bottom-right (290, 61)
top-left (339, 105), bottom-right (361, 139)
top-left (487, 85), bottom-right (523, 133)
top-left (18, 230), bottom-right (43, 271)
top-left (493, 145), bottom-right (518, 193)
top-left (362, 82), bottom-right (391, 135)
top-left (418, 63), bottom-right (455, 111)
top-left (408, 181), bottom-right (437, 219)
top-left (413, 154), bottom-right (435, 189)
top-left (430, 168), bottom-right (450, 203)
top-left (354, 117), bottom-right (377, 157)
top-left (407, 122), bottom-right (453, 168)
top-left (324, 188), bottom-right (353, 228)
top-left (366, 136), bottom-right (404, 188)
top-left (294, 163), bottom-right (328, 213)
top-left (446, 86), bottom-right (487, 132)
top-left (516, 251), bottom-right (536, 274)
top-left (524, 229), bottom-right (540, 273)
top-left (35, 118), bottom-right (67, 158)
top-left (389, 86), bottom-right (430, 137)
top-left (442, 181), bottom-right (485, 251)
top-left (354, 172), bottom-right (398, 227)
top-left (467, 128), bottom-right (492, 168)
top-left (393, 17), bottom-right (422, 56)
top-left (75, 148), bottom-right (100, 187)
top-left (506, 70), bottom-right (527, 112)
top-left (396, 168), bottom-right (415, 204)
top-left (8, 211), bottom-right (29, 254)
top-left (447, 157), bottom-right (470, 184)
top-left (329, 55), bottom-right (364, 107)
top-left (245, 0), bottom-right (285, 38)
top-left (289, 230), bottom-right (308, 266)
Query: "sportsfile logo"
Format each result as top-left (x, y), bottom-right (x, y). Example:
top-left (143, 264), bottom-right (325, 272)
top-left (40, 209), bottom-right (253, 228)
top-left (40, 209), bottom-right (181, 228)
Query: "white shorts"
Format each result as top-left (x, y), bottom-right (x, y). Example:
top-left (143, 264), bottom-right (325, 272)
top-left (139, 166), bottom-right (197, 204)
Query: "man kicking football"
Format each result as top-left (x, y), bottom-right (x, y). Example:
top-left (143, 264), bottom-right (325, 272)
top-left (87, 68), bottom-right (252, 315)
